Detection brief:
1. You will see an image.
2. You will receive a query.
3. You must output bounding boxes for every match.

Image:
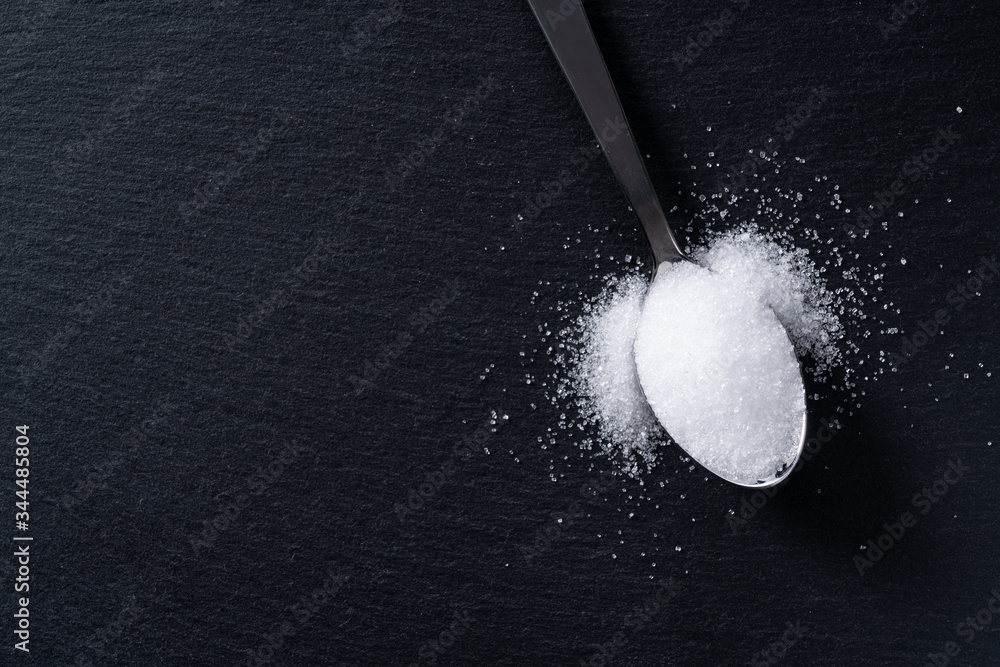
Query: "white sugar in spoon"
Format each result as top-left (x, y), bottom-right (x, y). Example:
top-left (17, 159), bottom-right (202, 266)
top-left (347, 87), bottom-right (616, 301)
top-left (528, 0), bottom-right (806, 486)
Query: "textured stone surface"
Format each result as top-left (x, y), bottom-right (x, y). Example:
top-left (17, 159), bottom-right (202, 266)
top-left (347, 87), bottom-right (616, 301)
top-left (3, 0), bottom-right (999, 664)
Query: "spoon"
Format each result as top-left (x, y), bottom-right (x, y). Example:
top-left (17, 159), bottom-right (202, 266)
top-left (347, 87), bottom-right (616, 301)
top-left (527, 0), bottom-right (807, 487)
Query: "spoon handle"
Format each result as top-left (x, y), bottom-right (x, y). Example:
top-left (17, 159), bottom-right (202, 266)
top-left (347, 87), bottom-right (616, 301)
top-left (526, 0), bottom-right (686, 266)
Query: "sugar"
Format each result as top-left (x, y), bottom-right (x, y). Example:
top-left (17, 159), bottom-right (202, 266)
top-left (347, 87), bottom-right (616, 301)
top-left (564, 227), bottom-right (843, 483)
top-left (690, 230), bottom-right (843, 375)
top-left (566, 274), bottom-right (663, 474)
top-left (635, 253), bottom-right (806, 485)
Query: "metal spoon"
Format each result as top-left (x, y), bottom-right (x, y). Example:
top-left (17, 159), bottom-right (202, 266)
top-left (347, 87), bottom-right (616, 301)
top-left (527, 0), bottom-right (806, 487)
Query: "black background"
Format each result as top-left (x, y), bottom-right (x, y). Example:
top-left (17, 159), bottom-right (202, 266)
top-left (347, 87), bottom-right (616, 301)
top-left (3, 0), bottom-right (1000, 665)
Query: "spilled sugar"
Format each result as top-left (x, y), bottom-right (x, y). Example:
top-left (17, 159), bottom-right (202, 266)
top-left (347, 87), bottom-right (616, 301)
top-left (522, 131), bottom-right (899, 566)
top-left (567, 273), bottom-right (663, 474)
top-left (535, 141), bottom-right (894, 491)
top-left (561, 227), bottom-right (845, 480)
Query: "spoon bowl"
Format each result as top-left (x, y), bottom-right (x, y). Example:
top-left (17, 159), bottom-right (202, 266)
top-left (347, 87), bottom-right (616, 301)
top-left (635, 262), bottom-right (809, 487)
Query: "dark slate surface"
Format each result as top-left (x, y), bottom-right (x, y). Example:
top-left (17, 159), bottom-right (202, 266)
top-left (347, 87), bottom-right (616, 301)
top-left (3, 1), bottom-right (999, 665)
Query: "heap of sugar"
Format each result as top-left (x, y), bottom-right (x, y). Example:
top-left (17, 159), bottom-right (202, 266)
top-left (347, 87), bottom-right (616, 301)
top-left (635, 259), bottom-right (805, 485)
top-left (694, 229), bottom-right (843, 376)
top-left (561, 227), bottom-right (844, 482)
top-left (565, 274), bottom-right (663, 474)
